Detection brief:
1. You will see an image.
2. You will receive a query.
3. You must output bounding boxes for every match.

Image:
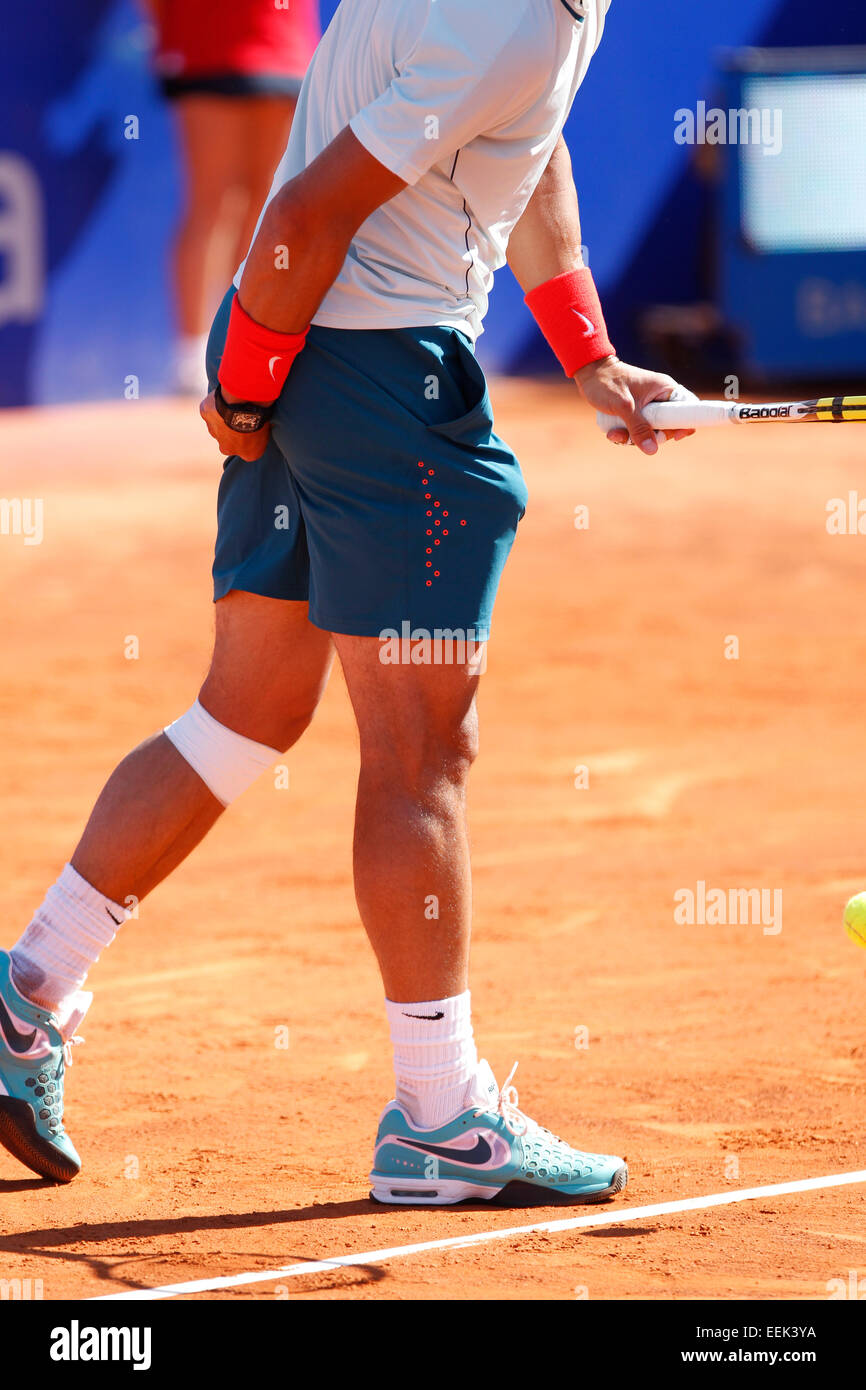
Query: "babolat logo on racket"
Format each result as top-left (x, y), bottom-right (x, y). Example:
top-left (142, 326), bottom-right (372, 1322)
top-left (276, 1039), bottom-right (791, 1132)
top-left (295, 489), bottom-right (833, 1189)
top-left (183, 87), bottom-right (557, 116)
top-left (738, 405), bottom-right (793, 420)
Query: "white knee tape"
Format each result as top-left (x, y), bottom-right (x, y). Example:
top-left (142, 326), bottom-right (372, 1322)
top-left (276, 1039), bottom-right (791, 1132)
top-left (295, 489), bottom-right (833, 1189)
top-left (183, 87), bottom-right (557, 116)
top-left (164, 700), bottom-right (280, 806)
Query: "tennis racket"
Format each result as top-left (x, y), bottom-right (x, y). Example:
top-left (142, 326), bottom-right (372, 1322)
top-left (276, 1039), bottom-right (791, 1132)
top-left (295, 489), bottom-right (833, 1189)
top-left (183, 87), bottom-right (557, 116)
top-left (597, 395), bottom-right (866, 433)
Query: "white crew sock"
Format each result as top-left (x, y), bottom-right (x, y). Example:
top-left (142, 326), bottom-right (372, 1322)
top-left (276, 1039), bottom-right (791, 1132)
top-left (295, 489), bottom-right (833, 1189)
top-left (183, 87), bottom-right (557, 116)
top-left (385, 990), bottom-right (479, 1129)
top-left (173, 333), bottom-right (210, 396)
top-left (10, 863), bottom-right (126, 1012)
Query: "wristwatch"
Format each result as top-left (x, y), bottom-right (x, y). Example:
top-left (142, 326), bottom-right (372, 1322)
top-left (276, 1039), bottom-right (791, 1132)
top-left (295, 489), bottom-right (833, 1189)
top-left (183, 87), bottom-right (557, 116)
top-left (213, 383), bottom-right (275, 433)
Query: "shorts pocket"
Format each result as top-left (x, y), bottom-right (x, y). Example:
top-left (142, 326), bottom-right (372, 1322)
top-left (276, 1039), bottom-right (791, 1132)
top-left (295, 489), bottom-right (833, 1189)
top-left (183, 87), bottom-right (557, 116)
top-left (426, 337), bottom-right (493, 446)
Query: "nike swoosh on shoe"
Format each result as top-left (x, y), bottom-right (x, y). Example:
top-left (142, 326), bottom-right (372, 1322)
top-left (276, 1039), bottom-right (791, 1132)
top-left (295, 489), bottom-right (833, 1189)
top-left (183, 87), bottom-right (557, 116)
top-left (395, 1135), bottom-right (493, 1166)
top-left (0, 998), bottom-right (38, 1054)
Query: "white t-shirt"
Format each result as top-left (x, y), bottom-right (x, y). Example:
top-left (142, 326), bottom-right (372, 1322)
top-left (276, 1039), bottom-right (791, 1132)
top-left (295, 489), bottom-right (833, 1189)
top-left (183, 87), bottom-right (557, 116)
top-left (236, 0), bottom-right (612, 340)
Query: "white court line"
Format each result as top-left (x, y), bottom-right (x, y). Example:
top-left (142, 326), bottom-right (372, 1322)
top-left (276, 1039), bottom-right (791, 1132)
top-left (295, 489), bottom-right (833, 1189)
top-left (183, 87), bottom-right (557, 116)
top-left (90, 1168), bottom-right (866, 1301)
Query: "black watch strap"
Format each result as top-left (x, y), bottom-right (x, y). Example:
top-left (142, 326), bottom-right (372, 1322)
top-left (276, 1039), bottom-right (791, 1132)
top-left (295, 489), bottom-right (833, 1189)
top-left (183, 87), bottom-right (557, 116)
top-left (213, 384), bottom-right (275, 433)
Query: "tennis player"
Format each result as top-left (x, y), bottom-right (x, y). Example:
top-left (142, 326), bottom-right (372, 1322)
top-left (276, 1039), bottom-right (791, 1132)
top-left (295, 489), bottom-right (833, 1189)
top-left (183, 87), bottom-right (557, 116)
top-left (0, 0), bottom-right (692, 1204)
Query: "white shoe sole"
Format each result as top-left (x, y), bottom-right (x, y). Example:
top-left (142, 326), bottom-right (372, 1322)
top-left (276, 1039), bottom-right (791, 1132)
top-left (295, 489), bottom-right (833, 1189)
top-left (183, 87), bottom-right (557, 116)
top-left (370, 1163), bottom-right (628, 1206)
top-left (370, 1175), bottom-right (502, 1205)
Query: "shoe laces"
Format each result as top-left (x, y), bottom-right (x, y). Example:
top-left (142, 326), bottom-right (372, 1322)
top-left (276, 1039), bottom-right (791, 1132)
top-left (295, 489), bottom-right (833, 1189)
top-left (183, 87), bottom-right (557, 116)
top-left (474, 1060), bottom-right (570, 1145)
top-left (62, 1035), bottom-right (84, 1068)
top-left (474, 1061), bottom-right (528, 1137)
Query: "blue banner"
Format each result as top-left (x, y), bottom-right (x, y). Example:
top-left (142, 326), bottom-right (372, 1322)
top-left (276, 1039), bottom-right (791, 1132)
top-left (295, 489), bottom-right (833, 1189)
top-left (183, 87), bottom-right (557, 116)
top-left (1, 0), bottom-right (864, 403)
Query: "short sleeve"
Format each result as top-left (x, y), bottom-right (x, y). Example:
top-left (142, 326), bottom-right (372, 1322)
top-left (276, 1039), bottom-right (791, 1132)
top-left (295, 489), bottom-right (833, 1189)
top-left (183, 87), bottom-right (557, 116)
top-left (349, 0), bottom-right (551, 186)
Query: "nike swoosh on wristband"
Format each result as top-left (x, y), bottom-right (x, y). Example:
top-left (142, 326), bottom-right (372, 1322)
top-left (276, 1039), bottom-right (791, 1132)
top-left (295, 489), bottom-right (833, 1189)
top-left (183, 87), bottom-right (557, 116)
top-left (402, 1011), bottom-right (444, 1020)
top-left (268, 355), bottom-right (283, 380)
top-left (569, 308), bottom-right (595, 337)
top-left (397, 1135), bottom-right (493, 1165)
top-left (0, 997), bottom-right (38, 1053)
top-left (105, 905), bottom-right (122, 926)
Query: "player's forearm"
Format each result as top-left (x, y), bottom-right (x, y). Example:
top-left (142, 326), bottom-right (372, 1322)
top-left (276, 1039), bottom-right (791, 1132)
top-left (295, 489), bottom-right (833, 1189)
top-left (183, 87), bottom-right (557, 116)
top-left (236, 180), bottom-right (357, 336)
top-left (233, 127), bottom-right (406, 361)
top-left (506, 137), bottom-right (585, 293)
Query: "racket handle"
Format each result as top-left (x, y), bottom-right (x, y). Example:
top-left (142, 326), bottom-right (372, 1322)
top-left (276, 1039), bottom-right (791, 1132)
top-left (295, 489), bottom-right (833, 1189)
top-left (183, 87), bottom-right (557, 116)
top-left (596, 400), bottom-right (734, 432)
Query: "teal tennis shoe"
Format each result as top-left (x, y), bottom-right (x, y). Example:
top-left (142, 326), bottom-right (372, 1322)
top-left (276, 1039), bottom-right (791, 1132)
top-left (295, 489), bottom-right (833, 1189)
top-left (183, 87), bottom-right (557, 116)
top-left (370, 1060), bottom-right (627, 1206)
top-left (0, 950), bottom-right (88, 1182)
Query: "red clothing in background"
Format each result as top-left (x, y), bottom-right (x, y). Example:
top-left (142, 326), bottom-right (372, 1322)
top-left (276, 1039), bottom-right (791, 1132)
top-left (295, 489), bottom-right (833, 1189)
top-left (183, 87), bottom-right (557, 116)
top-left (156, 0), bottom-right (321, 80)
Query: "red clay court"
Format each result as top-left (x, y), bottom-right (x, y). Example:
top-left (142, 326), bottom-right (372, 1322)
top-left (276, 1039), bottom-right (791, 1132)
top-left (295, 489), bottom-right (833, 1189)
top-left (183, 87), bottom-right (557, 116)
top-left (1, 385), bottom-right (864, 1299)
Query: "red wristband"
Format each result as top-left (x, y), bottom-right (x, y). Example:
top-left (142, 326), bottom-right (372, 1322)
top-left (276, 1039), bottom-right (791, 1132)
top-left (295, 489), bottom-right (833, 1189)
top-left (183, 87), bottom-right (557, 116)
top-left (217, 295), bottom-right (309, 402)
top-left (524, 267), bottom-right (615, 377)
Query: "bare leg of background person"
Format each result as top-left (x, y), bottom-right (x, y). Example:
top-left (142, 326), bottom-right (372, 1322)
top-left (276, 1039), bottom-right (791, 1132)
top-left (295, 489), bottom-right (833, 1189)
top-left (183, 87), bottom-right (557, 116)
top-left (171, 96), bottom-right (240, 391)
top-left (171, 95), bottom-right (295, 393)
top-left (230, 96), bottom-right (297, 284)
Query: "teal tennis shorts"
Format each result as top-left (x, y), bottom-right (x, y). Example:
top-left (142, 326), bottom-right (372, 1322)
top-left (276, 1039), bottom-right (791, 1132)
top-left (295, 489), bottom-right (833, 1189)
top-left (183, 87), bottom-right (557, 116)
top-left (207, 288), bottom-right (528, 641)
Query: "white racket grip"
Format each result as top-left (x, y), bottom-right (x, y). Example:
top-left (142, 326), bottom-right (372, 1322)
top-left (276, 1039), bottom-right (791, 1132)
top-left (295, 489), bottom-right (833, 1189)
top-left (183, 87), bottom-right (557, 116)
top-left (596, 400), bottom-right (735, 433)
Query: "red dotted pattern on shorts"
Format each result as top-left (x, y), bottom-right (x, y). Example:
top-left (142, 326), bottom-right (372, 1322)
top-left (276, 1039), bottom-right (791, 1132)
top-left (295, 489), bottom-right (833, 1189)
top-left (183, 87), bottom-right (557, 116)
top-left (416, 461), bottom-right (468, 588)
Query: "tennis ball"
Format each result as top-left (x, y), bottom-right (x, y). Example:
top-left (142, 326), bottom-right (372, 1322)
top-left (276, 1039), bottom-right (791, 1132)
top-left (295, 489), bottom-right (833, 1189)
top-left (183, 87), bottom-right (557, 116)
top-left (843, 892), bottom-right (866, 949)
